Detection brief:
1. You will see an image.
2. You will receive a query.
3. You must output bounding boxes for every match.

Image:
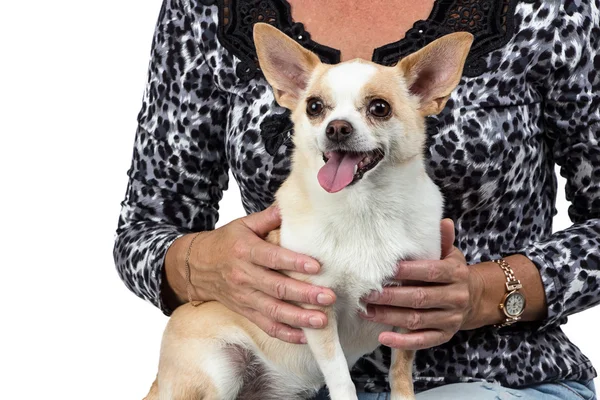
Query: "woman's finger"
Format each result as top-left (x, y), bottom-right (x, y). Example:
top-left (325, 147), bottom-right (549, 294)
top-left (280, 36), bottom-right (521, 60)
top-left (244, 307), bottom-right (306, 344)
top-left (250, 267), bottom-right (336, 306)
top-left (394, 259), bottom-right (457, 283)
top-left (251, 291), bottom-right (329, 329)
top-left (247, 240), bottom-right (321, 274)
top-left (379, 330), bottom-right (451, 350)
top-left (361, 306), bottom-right (460, 331)
top-left (440, 218), bottom-right (456, 258)
top-left (241, 205), bottom-right (282, 237)
top-left (364, 285), bottom-right (456, 309)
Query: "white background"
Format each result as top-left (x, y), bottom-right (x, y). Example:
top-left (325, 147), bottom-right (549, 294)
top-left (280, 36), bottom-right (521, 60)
top-left (1, 1), bottom-right (598, 398)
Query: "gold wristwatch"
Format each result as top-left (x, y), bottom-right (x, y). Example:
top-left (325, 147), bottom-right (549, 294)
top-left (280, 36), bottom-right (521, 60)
top-left (493, 259), bottom-right (526, 328)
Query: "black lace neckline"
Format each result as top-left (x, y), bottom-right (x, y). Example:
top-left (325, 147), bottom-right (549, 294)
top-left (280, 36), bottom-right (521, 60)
top-left (215, 0), bottom-right (534, 81)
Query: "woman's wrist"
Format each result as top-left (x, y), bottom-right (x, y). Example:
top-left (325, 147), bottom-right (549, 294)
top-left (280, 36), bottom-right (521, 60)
top-left (163, 232), bottom-right (211, 310)
top-left (468, 254), bottom-right (548, 329)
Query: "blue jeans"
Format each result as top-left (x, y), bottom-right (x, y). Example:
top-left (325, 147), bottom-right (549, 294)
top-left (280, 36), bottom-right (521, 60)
top-left (413, 381), bottom-right (597, 400)
top-left (316, 381), bottom-right (596, 399)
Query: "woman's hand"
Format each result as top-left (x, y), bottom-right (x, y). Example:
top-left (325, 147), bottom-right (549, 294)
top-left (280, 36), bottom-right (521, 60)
top-left (165, 206), bottom-right (336, 344)
top-left (360, 219), bottom-right (485, 350)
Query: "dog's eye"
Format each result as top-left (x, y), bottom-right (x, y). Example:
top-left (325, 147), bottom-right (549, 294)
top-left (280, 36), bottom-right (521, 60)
top-left (368, 99), bottom-right (391, 118)
top-left (306, 98), bottom-right (324, 116)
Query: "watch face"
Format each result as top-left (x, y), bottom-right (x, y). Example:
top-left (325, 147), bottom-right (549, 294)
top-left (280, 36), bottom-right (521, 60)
top-left (505, 292), bottom-right (525, 317)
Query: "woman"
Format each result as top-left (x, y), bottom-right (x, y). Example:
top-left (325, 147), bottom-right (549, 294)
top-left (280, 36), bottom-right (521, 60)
top-left (114, 0), bottom-right (599, 398)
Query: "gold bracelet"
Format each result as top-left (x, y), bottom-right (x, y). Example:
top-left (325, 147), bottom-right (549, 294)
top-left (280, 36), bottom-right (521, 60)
top-left (185, 232), bottom-right (204, 307)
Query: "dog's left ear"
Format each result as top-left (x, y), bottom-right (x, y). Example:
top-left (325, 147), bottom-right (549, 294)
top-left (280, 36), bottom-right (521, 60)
top-left (398, 32), bottom-right (474, 116)
top-left (254, 23), bottom-right (321, 110)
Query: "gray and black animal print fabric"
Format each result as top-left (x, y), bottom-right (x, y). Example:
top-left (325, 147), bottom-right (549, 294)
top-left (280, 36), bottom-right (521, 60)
top-left (114, 0), bottom-right (600, 393)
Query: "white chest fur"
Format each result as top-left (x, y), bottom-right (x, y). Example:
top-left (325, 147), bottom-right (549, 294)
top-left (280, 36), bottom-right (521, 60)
top-left (276, 159), bottom-right (444, 380)
top-left (278, 158), bottom-right (444, 307)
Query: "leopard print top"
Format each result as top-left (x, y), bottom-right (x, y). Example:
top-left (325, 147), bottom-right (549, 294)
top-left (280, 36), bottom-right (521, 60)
top-left (114, 0), bottom-right (600, 392)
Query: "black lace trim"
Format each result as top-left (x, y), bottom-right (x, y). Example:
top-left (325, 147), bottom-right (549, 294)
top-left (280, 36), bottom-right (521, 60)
top-left (216, 0), bottom-right (339, 81)
top-left (216, 0), bottom-right (533, 80)
top-left (372, 0), bottom-right (526, 77)
top-left (215, 0), bottom-right (532, 154)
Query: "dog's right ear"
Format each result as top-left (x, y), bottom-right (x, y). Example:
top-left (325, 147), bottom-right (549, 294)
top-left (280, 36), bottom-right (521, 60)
top-left (254, 23), bottom-right (321, 110)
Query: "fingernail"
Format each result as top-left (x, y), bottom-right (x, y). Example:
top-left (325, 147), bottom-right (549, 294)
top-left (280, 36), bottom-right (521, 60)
top-left (380, 335), bottom-right (393, 346)
top-left (300, 336), bottom-right (308, 344)
top-left (317, 293), bottom-right (334, 305)
top-left (309, 316), bottom-right (324, 328)
top-left (304, 262), bottom-right (319, 274)
top-left (366, 291), bottom-right (380, 302)
top-left (361, 306), bottom-right (375, 318)
top-left (395, 262), bottom-right (409, 275)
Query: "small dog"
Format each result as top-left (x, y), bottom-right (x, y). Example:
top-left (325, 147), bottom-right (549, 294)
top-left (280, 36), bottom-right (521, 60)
top-left (145, 23), bottom-right (472, 400)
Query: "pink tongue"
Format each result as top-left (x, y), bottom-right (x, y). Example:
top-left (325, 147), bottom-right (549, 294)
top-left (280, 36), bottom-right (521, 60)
top-left (318, 152), bottom-right (364, 193)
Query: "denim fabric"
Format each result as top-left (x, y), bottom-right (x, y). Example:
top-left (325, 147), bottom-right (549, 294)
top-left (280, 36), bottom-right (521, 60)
top-left (314, 380), bottom-right (596, 400)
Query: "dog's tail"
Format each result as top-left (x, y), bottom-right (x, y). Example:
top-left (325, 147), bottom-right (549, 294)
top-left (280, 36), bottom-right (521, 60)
top-left (143, 377), bottom-right (159, 400)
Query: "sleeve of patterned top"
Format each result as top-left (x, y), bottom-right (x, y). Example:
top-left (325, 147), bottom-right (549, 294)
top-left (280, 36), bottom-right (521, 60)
top-left (113, 0), bottom-right (228, 315)
top-left (515, 2), bottom-right (600, 330)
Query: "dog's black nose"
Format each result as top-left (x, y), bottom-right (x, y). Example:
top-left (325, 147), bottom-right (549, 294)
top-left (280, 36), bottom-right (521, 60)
top-left (326, 120), bottom-right (354, 142)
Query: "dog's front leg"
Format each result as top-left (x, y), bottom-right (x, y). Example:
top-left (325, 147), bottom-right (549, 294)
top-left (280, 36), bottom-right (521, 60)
top-left (303, 306), bottom-right (357, 400)
top-left (389, 346), bottom-right (416, 400)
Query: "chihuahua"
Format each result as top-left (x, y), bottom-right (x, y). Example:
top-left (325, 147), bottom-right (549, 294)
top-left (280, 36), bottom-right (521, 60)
top-left (144, 23), bottom-right (472, 400)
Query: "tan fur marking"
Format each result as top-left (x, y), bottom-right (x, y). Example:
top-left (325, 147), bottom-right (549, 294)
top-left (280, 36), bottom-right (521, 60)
top-left (154, 303), bottom-right (226, 399)
top-left (276, 172), bottom-right (313, 224)
top-left (163, 302), bottom-right (317, 377)
top-left (318, 329), bottom-right (337, 360)
top-left (390, 349), bottom-right (416, 398)
top-left (359, 66), bottom-right (422, 127)
top-left (299, 305), bottom-right (337, 359)
top-left (148, 357), bottom-right (219, 400)
top-left (318, 317), bottom-right (338, 359)
top-left (299, 64), bottom-right (335, 126)
top-left (266, 228), bottom-right (281, 245)
top-left (358, 65), bottom-right (404, 105)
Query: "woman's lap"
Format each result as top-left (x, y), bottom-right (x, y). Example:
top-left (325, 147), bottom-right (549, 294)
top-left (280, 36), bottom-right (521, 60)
top-left (415, 381), bottom-right (596, 400)
top-left (315, 380), bottom-right (597, 400)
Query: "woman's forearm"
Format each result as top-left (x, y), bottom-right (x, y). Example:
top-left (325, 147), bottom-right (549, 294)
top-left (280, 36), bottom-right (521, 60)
top-left (470, 254), bottom-right (547, 328)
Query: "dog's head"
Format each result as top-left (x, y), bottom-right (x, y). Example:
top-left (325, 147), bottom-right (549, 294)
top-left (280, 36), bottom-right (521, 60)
top-left (254, 23), bottom-right (473, 193)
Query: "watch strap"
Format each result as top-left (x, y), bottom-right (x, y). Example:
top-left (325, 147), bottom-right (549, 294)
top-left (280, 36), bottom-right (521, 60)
top-left (493, 259), bottom-right (523, 328)
top-left (494, 259), bottom-right (523, 291)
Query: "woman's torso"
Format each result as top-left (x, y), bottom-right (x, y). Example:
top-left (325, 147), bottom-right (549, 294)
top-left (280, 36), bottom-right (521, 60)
top-left (136, 0), bottom-right (596, 392)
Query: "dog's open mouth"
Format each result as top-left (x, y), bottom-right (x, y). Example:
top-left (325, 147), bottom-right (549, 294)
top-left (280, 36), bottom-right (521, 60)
top-left (318, 149), bottom-right (385, 193)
